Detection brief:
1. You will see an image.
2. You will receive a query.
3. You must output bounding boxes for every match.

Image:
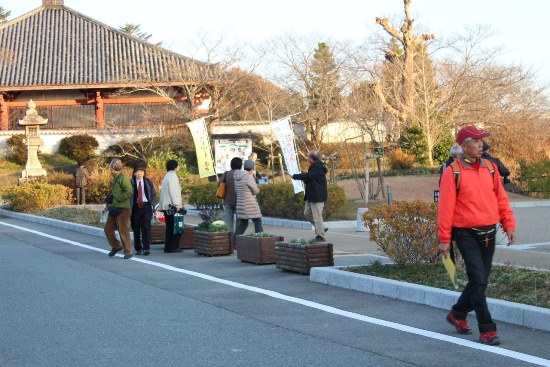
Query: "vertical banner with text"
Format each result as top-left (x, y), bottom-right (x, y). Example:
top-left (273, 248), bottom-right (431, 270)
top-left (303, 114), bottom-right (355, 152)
top-left (271, 117), bottom-right (304, 194)
top-left (187, 118), bottom-right (216, 178)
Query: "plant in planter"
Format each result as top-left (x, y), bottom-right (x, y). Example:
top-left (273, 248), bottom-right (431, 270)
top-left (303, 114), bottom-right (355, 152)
top-left (236, 232), bottom-right (284, 265)
top-left (275, 238), bottom-right (334, 275)
top-left (193, 210), bottom-right (232, 256)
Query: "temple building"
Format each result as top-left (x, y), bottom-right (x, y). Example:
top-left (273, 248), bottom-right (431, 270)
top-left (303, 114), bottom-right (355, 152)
top-left (0, 0), bottom-right (219, 152)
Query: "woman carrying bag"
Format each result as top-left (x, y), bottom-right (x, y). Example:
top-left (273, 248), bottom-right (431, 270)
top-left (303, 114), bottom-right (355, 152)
top-left (158, 159), bottom-right (184, 253)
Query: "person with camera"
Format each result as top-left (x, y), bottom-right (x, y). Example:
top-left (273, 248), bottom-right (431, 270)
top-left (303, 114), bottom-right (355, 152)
top-left (131, 164), bottom-right (157, 256)
top-left (158, 159), bottom-right (184, 253)
top-left (104, 158), bottom-right (133, 259)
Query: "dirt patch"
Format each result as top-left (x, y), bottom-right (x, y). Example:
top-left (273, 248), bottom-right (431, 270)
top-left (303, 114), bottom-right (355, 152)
top-left (339, 175), bottom-right (540, 204)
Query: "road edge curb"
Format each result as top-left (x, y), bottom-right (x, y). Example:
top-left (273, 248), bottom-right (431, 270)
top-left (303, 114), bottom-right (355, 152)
top-left (310, 266), bottom-right (550, 332)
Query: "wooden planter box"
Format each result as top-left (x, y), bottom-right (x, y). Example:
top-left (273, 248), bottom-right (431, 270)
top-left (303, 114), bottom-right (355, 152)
top-left (275, 242), bottom-right (334, 275)
top-left (179, 226), bottom-right (196, 249)
top-left (236, 235), bottom-right (284, 265)
top-left (150, 224), bottom-right (165, 245)
top-left (193, 231), bottom-right (232, 256)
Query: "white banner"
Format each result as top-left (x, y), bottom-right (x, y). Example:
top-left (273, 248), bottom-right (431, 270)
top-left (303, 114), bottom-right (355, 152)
top-left (271, 117), bottom-right (304, 194)
top-left (187, 118), bottom-right (216, 178)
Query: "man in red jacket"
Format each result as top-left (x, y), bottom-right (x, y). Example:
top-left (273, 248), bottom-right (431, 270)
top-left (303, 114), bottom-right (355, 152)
top-left (438, 125), bottom-right (516, 346)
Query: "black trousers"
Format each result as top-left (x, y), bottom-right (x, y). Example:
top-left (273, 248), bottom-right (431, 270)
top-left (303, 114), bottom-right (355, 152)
top-left (235, 218), bottom-right (263, 236)
top-left (163, 213), bottom-right (182, 251)
top-left (451, 226), bottom-right (497, 333)
top-left (131, 204), bottom-right (153, 251)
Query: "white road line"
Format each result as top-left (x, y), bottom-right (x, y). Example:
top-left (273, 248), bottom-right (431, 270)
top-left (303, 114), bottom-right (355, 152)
top-left (2, 220), bottom-right (550, 367)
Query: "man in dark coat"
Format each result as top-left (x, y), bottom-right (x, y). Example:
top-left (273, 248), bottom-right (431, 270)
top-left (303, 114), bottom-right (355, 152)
top-left (482, 141), bottom-right (511, 184)
top-left (131, 164), bottom-right (158, 256)
top-left (292, 151), bottom-right (328, 242)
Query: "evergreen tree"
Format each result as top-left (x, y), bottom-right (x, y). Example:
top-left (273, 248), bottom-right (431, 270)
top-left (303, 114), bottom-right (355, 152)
top-left (119, 23), bottom-right (153, 42)
top-left (306, 42), bottom-right (342, 146)
top-left (0, 6), bottom-right (11, 23)
top-left (399, 124), bottom-right (428, 164)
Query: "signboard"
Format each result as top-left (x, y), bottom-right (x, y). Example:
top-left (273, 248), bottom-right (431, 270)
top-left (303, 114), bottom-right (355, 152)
top-left (214, 139), bottom-right (253, 174)
top-left (271, 117), bottom-right (304, 194)
top-left (187, 118), bottom-right (216, 178)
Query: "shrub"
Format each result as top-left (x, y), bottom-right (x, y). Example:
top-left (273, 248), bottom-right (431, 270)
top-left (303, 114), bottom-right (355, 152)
top-left (188, 182), bottom-right (220, 209)
top-left (0, 158), bottom-right (21, 175)
top-left (399, 125), bottom-right (428, 164)
top-left (0, 183), bottom-right (72, 213)
top-left (48, 171), bottom-right (74, 188)
top-left (363, 200), bottom-right (439, 266)
top-left (6, 134), bottom-right (27, 165)
top-left (85, 169), bottom-right (113, 204)
top-left (58, 134), bottom-right (99, 161)
top-left (517, 159), bottom-right (550, 199)
top-left (256, 183), bottom-right (346, 220)
top-left (388, 148), bottom-right (415, 170)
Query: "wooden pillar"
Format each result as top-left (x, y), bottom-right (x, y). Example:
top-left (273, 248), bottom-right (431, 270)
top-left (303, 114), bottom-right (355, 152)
top-left (0, 95), bottom-right (8, 131)
top-left (95, 91), bottom-right (105, 129)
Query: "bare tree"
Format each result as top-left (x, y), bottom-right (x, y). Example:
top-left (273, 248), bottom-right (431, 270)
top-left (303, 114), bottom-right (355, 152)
top-left (372, 0), bottom-right (434, 140)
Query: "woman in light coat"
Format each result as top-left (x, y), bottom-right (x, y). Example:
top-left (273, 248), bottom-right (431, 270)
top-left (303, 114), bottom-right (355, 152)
top-left (234, 160), bottom-right (263, 235)
top-left (158, 159), bottom-right (183, 253)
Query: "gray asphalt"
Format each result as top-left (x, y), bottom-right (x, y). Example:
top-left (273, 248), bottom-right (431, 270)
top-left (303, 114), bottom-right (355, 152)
top-left (1, 215), bottom-right (550, 367)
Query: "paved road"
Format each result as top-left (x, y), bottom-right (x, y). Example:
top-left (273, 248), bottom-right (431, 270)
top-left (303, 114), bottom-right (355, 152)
top-left (1, 216), bottom-right (550, 367)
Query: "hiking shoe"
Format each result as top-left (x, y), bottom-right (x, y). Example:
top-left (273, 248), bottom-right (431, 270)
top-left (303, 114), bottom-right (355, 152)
top-left (123, 254), bottom-right (133, 259)
top-left (135, 250), bottom-right (143, 256)
top-left (143, 250), bottom-right (150, 256)
top-left (108, 248), bottom-right (123, 257)
top-left (479, 331), bottom-right (500, 346)
top-left (446, 312), bottom-right (472, 335)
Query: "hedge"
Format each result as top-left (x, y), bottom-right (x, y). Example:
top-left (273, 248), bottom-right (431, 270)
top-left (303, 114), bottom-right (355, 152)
top-left (0, 183), bottom-right (72, 213)
top-left (186, 182), bottom-right (346, 220)
top-left (363, 200), bottom-right (439, 266)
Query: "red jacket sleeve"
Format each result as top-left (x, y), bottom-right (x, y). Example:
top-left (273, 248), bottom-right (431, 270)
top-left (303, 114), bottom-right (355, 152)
top-left (437, 166), bottom-right (457, 244)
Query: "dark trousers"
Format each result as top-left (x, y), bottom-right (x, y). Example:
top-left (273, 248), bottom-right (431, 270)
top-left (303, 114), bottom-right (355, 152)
top-left (164, 213), bottom-right (182, 251)
top-left (451, 226), bottom-right (497, 333)
top-left (131, 204), bottom-right (153, 251)
top-left (75, 187), bottom-right (86, 205)
top-left (235, 218), bottom-right (263, 236)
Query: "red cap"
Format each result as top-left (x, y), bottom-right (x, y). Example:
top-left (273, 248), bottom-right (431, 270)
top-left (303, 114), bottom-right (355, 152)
top-left (456, 125), bottom-right (490, 144)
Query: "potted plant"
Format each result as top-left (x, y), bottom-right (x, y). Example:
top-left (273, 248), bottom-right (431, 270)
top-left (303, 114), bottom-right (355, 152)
top-left (193, 210), bottom-right (232, 256)
top-left (236, 232), bottom-right (284, 265)
top-left (275, 238), bottom-right (334, 275)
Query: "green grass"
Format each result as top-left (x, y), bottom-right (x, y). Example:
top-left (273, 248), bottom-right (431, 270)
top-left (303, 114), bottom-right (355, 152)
top-left (345, 263), bottom-right (550, 309)
top-left (329, 200), bottom-right (362, 220)
top-left (40, 153), bottom-right (76, 168)
top-left (0, 158), bottom-right (22, 175)
top-left (36, 207), bottom-right (103, 227)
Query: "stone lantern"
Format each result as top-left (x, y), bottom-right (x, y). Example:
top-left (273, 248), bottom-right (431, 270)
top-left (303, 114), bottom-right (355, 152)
top-left (19, 100), bottom-right (48, 181)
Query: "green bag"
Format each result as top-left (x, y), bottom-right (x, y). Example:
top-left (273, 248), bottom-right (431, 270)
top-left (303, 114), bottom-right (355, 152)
top-left (174, 214), bottom-right (184, 235)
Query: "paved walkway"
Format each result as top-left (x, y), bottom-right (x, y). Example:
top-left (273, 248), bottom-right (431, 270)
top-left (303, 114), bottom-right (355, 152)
top-left (1, 215), bottom-right (550, 367)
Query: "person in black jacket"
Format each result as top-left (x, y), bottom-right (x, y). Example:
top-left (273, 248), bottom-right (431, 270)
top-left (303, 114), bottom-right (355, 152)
top-left (482, 142), bottom-right (511, 184)
top-left (131, 165), bottom-right (158, 256)
top-left (292, 151), bottom-right (328, 242)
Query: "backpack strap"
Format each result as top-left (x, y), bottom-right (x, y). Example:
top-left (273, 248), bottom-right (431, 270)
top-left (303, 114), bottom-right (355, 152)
top-left (450, 161), bottom-right (461, 195)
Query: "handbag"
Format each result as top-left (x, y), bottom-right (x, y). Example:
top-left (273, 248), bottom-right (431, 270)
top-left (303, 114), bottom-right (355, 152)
top-left (173, 214), bottom-right (184, 235)
top-left (216, 174), bottom-right (227, 199)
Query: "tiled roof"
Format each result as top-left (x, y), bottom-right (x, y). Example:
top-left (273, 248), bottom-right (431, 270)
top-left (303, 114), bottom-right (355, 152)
top-left (0, 5), bottom-right (216, 90)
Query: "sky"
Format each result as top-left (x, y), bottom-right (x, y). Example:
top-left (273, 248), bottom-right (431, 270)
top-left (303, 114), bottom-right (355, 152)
top-left (5, 0), bottom-right (550, 83)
